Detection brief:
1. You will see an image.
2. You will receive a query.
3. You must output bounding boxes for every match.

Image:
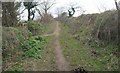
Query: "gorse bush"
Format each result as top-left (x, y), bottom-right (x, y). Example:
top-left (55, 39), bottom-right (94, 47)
top-left (27, 21), bottom-right (45, 35)
top-left (21, 36), bottom-right (46, 58)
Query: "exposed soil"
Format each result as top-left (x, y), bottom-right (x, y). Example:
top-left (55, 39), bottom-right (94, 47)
top-left (53, 22), bottom-right (70, 71)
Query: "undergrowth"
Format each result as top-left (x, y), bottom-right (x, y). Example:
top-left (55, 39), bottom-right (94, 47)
top-left (21, 36), bottom-right (46, 58)
top-left (60, 22), bottom-right (118, 71)
top-left (27, 21), bottom-right (45, 35)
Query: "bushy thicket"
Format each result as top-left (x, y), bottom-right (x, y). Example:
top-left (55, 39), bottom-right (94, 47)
top-left (2, 27), bottom-right (31, 70)
top-left (27, 21), bottom-right (45, 35)
top-left (59, 10), bottom-right (118, 45)
top-left (2, 27), bottom-right (31, 58)
top-left (93, 10), bottom-right (118, 44)
top-left (2, 21), bottom-right (46, 70)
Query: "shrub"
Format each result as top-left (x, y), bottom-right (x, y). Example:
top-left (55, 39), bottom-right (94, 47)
top-left (27, 21), bottom-right (45, 35)
top-left (41, 14), bottom-right (54, 23)
top-left (2, 27), bottom-right (31, 58)
top-left (93, 10), bottom-right (118, 44)
top-left (21, 36), bottom-right (46, 58)
top-left (2, 27), bottom-right (31, 70)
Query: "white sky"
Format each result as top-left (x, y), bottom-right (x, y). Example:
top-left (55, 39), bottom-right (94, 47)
top-left (20, 0), bottom-right (120, 20)
top-left (51, 0), bottom-right (119, 15)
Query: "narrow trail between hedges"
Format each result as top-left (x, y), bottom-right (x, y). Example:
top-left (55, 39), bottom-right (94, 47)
top-left (22, 21), bottom-right (70, 71)
top-left (53, 22), bottom-right (70, 71)
top-left (42, 21), bottom-right (70, 70)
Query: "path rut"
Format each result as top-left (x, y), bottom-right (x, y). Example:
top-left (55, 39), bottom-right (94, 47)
top-left (53, 22), bottom-right (69, 71)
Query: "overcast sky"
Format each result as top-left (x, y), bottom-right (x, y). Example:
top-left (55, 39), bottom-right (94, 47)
top-left (51, 0), bottom-right (119, 15)
top-left (20, 0), bottom-right (120, 20)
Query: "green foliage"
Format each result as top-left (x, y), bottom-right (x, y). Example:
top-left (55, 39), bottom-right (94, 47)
top-left (21, 36), bottom-right (46, 58)
top-left (27, 21), bottom-right (45, 35)
top-left (2, 27), bottom-right (31, 59)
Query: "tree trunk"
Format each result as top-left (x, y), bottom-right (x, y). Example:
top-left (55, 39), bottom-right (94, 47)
top-left (32, 12), bottom-right (35, 20)
top-left (96, 23), bottom-right (101, 40)
top-left (115, 0), bottom-right (119, 10)
top-left (45, 9), bottom-right (47, 15)
top-left (28, 8), bottom-right (31, 21)
top-left (31, 10), bottom-right (35, 20)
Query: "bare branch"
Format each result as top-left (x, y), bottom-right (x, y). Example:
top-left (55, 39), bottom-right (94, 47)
top-left (35, 7), bottom-right (43, 18)
top-left (18, 8), bottom-right (26, 15)
top-left (39, 0), bottom-right (55, 14)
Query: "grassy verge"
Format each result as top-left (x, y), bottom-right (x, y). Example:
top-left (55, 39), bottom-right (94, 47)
top-left (21, 35), bottom-right (57, 71)
top-left (35, 35), bottom-right (57, 71)
top-left (3, 21), bottom-right (57, 71)
top-left (6, 35), bottom-right (57, 71)
top-left (59, 23), bottom-right (118, 71)
top-left (2, 27), bottom-right (31, 71)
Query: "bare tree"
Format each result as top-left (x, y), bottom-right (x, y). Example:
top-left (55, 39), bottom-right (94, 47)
top-left (55, 7), bottom-right (65, 18)
top-left (35, 0), bottom-right (55, 23)
top-left (35, 7), bottom-right (43, 19)
top-left (23, 0), bottom-right (43, 21)
top-left (39, 0), bottom-right (55, 14)
top-left (23, 1), bottom-right (38, 21)
top-left (67, 2), bottom-right (85, 17)
top-left (68, 8), bottom-right (75, 17)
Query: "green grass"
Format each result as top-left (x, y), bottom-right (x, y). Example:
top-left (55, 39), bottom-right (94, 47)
top-left (21, 35), bottom-right (57, 71)
top-left (59, 23), bottom-right (118, 71)
top-left (35, 35), bottom-right (57, 71)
